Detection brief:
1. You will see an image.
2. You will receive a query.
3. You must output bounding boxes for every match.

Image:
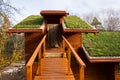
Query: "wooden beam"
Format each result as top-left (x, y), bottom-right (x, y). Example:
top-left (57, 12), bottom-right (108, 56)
top-left (64, 29), bottom-right (99, 33)
top-left (7, 29), bottom-right (42, 33)
top-left (89, 58), bottom-right (120, 63)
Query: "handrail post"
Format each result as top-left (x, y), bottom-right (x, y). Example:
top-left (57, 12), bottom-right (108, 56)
top-left (26, 65), bottom-right (32, 80)
top-left (67, 47), bottom-right (71, 75)
top-left (62, 35), bottom-right (85, 80)
top-left (26, 35), bottom-right (46, 80)
top-left (43, 40), bottom-right (46, 58)
top-left (38, 49), bottom-right (41, 75)
top-left (62, 39), bottom-right (65, 52)
top-left (79, 66), bottom-right (85, 80)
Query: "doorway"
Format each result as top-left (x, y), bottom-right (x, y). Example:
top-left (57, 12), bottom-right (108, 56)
top-left (46, 24), bottom-right (62, 48)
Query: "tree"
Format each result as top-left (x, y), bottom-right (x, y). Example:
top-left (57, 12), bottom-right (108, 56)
top-left (83, 13), bottom-right (94, 24)
top-left (1, 0), bottom-right (20, 27)
top-left (0, 0), bottom-right (18, 55)
top-left (100, 9), bottom-right (120, 31)
top-left (83, 9), bottom-right (120, 31)
top-left (0, 0), bottom-right (23, 70)
top-left (91, 17), bottom-right (101, 28)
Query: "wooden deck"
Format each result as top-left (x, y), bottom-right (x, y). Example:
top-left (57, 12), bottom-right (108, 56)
top-left (34, 58), bottom-right (75, 80)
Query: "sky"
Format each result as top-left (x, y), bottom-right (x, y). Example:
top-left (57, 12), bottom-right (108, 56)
top-left (10, 0), bottom-right (120, 24)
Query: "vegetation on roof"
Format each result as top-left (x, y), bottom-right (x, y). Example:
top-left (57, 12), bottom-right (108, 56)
top-left (14, 15), bottom-right (43, 28)
top-left (64, 16), bottom-right (92, 29)
top-left (83, 32), bottom-right (120, 57)
top-left (13, 15), bottom-right (92, 29)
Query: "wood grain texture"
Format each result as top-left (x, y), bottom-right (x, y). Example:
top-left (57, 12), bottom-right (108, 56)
top-left (34, 58), bottom-right (75, 80)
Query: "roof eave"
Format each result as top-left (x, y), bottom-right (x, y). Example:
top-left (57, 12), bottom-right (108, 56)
top-left (40, 10), bottom-right (69, 16)
top-left (7, 28), bottom-right (43, 33)
top-left (64, 28), bottom-right (99, 34)
top-left (82, 45), bottom-right (120, 63)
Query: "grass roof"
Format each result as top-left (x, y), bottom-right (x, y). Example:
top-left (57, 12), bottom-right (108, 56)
top-left (64, 16), bottom-right (92, 29)
top-left (13, 15), bottom-right (43, 28)
top-left (83, 32), bottom-right (120, 57)
top-left (13, 15), bottom-right (92, 29)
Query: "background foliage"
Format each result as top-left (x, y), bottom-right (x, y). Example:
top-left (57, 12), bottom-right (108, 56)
top-left (0, 33), bottom-right (25, 71)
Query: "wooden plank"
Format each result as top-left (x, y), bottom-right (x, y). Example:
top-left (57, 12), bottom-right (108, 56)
top-left (34, 58), bottom-right (75, 80)
top-left (35, 75), bottom-right (74, 80)
top-left (63, 28), bottom-right (99, 33)
top-left (7, 29), bottom-right (42, 33)
top-left (45, 48), bottom-right (64, 58)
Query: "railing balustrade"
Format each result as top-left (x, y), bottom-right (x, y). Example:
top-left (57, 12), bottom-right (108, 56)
top-left (26, 35), bottom-right (46, 80)
top-left (62, 35), bottom-right (86, 80)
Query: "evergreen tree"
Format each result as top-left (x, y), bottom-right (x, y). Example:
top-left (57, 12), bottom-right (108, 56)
top-left (91, 17), bottom-right (101, 28)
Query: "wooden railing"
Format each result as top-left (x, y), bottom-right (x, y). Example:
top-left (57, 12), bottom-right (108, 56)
top-left (26, 35), bottom-right (46, 80)
top-left (62, 36), bottom-right (86, 80)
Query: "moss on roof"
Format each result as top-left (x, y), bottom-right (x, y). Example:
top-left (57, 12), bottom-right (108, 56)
top-left (13, 15), bottom-right (43, 28)
top-left (64, 16), bottom-right (92, 29)
top-left (83, 32), bottom-right (120, 57)
top-left (13, 15), bottom-right (92, 29)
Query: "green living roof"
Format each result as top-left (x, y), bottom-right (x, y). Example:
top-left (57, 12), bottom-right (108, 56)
top-left (13, 15), bottom-right (92, 29)
top-left (14, 15), bottom-right (43, 28)
top-left (83, 32), bottom-right (120, 57)
top-left (64, 16), bottom-right (92, 29)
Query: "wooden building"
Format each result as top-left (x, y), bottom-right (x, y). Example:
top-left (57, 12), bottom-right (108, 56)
top-left (7, 10), bottom-right (120, 80)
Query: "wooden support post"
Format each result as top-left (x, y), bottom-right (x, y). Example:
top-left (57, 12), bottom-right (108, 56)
top-left (43, 19), bottom-right (47, 34)
top-left (79, 66), bottom-right (84, 80)
top-left (114, 63), bottom-right (120, 80)
top-left (43, 40), bottom-right (46, 58)
top-left (26, 66), bottom-right (32, 80)
top-left (62, 40), bottom-right (65, 52)
top-left (38, 49), bottom-right (41, 75)
top-left (60, 18), bottom-right (63, 24)
top-left (67, 48), bottom-right (71, 75)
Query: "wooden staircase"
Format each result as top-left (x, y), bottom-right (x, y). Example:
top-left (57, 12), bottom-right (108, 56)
top-left (34, 58), bottom-right (75, 80)
top-left (34, 48), bottom-right (75, 80)
top-left (26, 35), bottom-right (85, 80)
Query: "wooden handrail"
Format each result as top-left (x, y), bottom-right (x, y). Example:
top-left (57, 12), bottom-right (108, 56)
top-left (62, 36), bottom-right (85, 66)
top-left (26, 35), bottom-right (46, 80)
top-left (62, 35), bottom-right (85, 80)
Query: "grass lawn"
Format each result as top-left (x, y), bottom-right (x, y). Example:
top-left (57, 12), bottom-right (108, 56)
top-left (13, 15), bottom-right (43, 28)
top-left (82, 32), bottom-right (120, 57)
top-left (64, 16), bottom-right (92, 29)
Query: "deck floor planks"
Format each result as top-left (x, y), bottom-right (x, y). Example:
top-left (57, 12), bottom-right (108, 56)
top-left (34, 58), bottom-right (75, 80)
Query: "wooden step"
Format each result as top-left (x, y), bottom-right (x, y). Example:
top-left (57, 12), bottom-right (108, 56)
top-left (45, 52), bottom-right (64, 58)
top-left (34, 58), bottom-right (75, 80)
top-left (45, 48), bottom-right (65, 58)
top-left (34, 75), bottom-right (75, 80)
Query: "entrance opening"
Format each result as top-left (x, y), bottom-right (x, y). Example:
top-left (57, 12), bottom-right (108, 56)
top-left (46, 24), bottom-right (62, 48)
